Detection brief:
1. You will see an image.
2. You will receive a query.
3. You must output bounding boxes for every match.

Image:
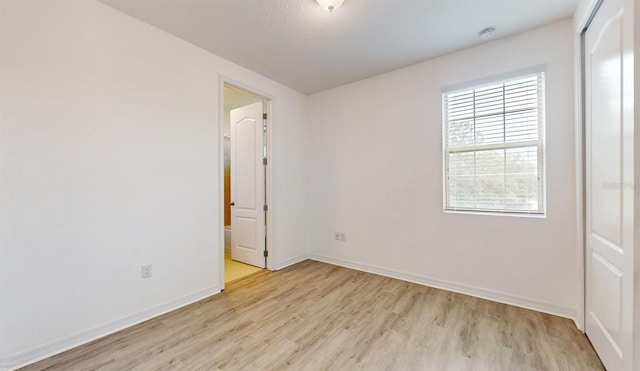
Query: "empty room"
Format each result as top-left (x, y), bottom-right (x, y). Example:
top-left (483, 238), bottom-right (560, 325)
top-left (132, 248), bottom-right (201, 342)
top-left (0, 0), bottom-right (638, 370)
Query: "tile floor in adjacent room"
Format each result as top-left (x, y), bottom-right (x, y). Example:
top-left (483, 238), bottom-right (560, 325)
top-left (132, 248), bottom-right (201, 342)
top-left (224, 250), bottom-right (263, 283)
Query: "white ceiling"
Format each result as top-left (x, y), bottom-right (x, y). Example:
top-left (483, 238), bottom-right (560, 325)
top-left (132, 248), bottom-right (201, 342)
top-left (224, 85), bottom-right (262, 111)
top-left (99, 0), bottom-right (578, 95)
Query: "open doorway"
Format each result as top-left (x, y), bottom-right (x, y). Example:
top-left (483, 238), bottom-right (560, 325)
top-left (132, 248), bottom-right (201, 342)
top-left (222, 83), bottom-right (272, 285)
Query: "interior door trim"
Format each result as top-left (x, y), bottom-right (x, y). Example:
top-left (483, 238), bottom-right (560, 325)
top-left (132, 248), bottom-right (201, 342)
top-left (219, 76), bottom-right (275, 290)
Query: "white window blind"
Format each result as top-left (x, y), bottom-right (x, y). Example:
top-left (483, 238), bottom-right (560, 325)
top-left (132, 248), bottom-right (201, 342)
top-left (443, 72), bottom-right (545, 214)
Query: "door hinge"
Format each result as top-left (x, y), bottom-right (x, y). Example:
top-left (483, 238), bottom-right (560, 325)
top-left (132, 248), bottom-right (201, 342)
top-left (263, 113), bottom-right (267, 120)
top-left (263, 157), bottom-right (268, 165)
top-left (263, 204), bottom-right (268, 212)
top-left (263, 250), bottom-right (269, 258)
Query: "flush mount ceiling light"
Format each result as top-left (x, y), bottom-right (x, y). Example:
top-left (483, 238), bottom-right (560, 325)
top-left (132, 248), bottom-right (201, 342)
top-left (479, 27), bottom-right (496, 40)
top-left (316, 0), bottom-right (345, 13)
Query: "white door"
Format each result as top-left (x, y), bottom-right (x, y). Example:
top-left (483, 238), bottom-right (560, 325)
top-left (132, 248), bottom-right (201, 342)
top-left (230, 101), bottom-right (266, 268)
top-left (585, 0), bottom-right (634, 369)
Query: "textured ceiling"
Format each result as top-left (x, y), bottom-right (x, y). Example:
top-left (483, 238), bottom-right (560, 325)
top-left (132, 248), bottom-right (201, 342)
top-left (99, 0), bottom-right (578, 95)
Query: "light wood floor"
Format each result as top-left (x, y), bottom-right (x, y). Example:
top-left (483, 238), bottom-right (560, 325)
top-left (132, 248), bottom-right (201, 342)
top-left (224, 250), bottom-right (263, 284)
top-left (22, 260), bottom-right (604, 371)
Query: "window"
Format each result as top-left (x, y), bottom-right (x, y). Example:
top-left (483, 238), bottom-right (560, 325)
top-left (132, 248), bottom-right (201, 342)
top-left (443, 72), bottom-right (545, 214)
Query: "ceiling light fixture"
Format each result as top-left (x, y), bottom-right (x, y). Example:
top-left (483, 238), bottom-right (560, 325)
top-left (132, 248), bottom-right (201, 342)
top-left (479, 27), bottom-right (496, 40)
top-left (316, 0), bottom-right (345, 13)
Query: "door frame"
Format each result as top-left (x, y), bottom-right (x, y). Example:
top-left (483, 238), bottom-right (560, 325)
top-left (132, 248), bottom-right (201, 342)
top-left (575, 0), bottom-right (606, 333)
top-left (218, 76), bottom-right (275, 290)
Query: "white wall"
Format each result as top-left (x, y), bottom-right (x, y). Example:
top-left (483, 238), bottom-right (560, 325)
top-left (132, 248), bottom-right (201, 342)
top-left (0, 0), bottom-right (308, 368)
top-left (308, 20), bottom-right (578, 319)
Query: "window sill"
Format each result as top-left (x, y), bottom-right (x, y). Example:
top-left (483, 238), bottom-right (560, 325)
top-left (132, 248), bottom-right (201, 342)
top-left (443, 209), bottom-right (546, 219)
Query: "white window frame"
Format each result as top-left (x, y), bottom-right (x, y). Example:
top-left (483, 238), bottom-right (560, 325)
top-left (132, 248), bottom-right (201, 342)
top-left (442, 68), bottom-right (546, 216)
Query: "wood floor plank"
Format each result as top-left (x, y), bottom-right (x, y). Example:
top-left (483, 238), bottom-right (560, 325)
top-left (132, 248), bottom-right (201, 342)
top-left (20, 260), bottom-right (604, 371)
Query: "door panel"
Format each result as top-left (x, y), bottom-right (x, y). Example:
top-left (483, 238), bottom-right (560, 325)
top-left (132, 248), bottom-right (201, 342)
top-left (235, 118), bottom-right (258, 210)
top-left (590, 11), bottom-right (622, 246)
top-left (230, 101), bottom-right (265, 268)
top-left (590, 251), bottom-right (623, 354)
top-left (235, 217), bottom-right (258, 254)
top-left (585, 0), bottom-right (634, 369)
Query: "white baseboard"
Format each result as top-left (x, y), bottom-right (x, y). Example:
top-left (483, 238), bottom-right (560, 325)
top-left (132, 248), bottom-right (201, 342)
top-left (1, 286), bottom-right (221, 370)
top-left (275, 253), bottom-right (309, 270)
top-left (309, 254), bottom-right (578, 323)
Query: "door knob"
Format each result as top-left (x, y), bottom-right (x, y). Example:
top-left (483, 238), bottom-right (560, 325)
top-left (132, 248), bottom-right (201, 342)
top-left (230, 201), bottom-right (235, 206)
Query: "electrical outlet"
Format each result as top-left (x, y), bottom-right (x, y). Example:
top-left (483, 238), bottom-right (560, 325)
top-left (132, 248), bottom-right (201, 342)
top-left (141, 264), bottom-right (152, 278)
top-left (340, 233), bottom-right (346, 241)
top-left (335, 232), bottom-right (341, 240)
